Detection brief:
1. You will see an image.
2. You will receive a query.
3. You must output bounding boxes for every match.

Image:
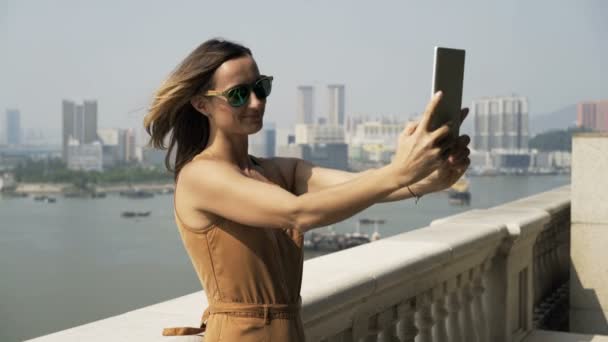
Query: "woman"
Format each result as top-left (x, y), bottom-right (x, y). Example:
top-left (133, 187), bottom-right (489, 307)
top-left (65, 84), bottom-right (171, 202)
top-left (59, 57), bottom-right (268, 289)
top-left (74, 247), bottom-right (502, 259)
top-left (144, 38), bottom-right (470, 341)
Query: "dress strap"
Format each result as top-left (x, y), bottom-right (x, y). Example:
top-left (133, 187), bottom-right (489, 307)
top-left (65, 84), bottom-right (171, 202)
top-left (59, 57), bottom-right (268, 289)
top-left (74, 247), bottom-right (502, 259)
top-left (161, 298), bottom-right (302, 336)
top-left (162, 309), bottom-right (210, 336)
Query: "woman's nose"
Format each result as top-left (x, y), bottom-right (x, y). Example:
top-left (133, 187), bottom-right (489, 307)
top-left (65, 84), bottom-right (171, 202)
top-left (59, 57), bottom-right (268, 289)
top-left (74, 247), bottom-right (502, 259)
top-left (248, 90), bottom-right (265, 108)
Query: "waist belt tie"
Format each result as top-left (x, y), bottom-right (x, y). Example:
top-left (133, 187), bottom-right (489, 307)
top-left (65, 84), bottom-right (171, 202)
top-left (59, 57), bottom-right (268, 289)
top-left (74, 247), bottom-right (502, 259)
top-left (162, 299), bottom-right (302, 336)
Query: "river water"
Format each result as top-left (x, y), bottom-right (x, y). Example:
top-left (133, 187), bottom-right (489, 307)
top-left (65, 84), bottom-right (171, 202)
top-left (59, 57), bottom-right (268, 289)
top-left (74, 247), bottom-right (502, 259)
top-left (0, 175), bottom-right (569, 341)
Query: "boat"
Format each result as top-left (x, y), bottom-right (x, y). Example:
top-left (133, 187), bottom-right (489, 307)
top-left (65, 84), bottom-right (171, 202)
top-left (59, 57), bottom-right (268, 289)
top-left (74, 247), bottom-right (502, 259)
top-left (46, 197), bottom-right (57, 203)
top-left (91, 192), bottom-right (107, 199)
top-left (157, 188), bottom-right (174, 195)
top-left (121, 211), bottom-right (151, 218)
top-left (119, 189), bottom-right (155, 199)
top-left (448, 177), bottom-right (471, 205)
top-left (121, 211), bottom-right (136, 218)
top-left (303, 218), bottom-right (385, 252)
top-left (33, 195), bottom-right (47, 202)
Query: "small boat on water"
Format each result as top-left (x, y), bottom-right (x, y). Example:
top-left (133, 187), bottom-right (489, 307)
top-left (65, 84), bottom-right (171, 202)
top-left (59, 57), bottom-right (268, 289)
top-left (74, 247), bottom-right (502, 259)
top-left (121, 211), bottom-right (151, 218)
top-left (448, 177), bottom-right (471, 205)
top-left (303, 218), bottom-right (385, 252)
top-left (91, 192), bottom-right (107, 199)
top-left (119, 189), bottom-right (155, 199)
top-left (156, 188), bottom-right (174, 195)
top-left (33, 195), bottom-right (57, 203)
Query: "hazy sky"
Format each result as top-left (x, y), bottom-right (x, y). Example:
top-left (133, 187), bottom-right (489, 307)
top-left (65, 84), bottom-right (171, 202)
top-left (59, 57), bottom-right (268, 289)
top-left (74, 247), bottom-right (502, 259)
top-left (1, 0), bottom-right (606, 142)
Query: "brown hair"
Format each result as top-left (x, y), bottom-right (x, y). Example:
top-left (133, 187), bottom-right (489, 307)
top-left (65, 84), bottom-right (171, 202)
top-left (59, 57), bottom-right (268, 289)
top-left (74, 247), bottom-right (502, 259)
top-left (143, 38), bottom-right (252, 179)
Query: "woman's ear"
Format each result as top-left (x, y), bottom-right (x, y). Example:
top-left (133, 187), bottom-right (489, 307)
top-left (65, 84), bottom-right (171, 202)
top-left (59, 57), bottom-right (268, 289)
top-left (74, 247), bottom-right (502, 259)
top-left (191, 96), bottom-right (210, 117)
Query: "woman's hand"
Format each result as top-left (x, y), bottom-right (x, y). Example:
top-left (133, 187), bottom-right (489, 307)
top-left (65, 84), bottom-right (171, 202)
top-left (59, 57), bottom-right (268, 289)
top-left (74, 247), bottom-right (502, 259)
top-left (407, 108), bottom-right (471, 196)
top-left (389, 92), bottom-right (454, 187)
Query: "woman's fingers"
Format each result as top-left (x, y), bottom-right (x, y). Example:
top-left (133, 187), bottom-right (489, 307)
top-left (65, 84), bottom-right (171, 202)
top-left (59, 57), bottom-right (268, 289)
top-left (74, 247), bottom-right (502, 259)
top-left (453, 134), bottom-right (470, 146)
top-left (404, 121), bottom-right (419, 135)
top-left (447, 135), bottom-right (471, 164)
top-left (420, 91), bottom-right (443, 132)
top-left (460, 107), bottom-right (470, 123)
top-left (448, 147), bottom-right (470, 164)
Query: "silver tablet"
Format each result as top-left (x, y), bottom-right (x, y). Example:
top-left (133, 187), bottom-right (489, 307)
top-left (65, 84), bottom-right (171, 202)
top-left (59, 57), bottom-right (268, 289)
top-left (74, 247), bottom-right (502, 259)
top-left (430, 46), bottom-right (465, 137)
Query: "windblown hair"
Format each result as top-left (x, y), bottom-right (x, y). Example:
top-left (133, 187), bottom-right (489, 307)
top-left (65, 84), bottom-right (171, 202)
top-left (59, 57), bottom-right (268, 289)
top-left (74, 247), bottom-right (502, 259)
top-left (143, 39), bottom-right (252, 179)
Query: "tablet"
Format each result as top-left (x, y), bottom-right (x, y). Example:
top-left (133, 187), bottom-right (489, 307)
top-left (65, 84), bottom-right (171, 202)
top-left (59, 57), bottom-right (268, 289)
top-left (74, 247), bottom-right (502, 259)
top-left (430, 46), bottom-right (465, 137)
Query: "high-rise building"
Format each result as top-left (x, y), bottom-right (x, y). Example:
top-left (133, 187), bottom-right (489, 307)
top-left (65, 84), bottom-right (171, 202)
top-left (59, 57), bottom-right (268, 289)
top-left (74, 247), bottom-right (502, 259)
top-left (5, 109), bottom-right (21, 145)
top-left (249, 123), bottom-right (276, 158)
top-left (97, 128), bottom-right (139, 167)
top-left (349, 119), bottom-right (405, 147)
top-left (472, 96), bottom-right (529, 152)
top-left (294, 124), bottom-right (344, 145)
top-left (577, 100), bottom-right (608, 132)
top-left (62, 100), bottom-right (98, 161)
top-left (277, 143), bottom-right (349, 171)
top-left (97, 128), bottom-right (123, 168)
top-left (83, 100), bottom-right (98, 143)
top-left (66, 139), bottom-right (103, 171)
top-left (62, 100), bottom-right (75, 160)
top-left (327, 84), bottom-right (345, 126)
top-left (297, 86), bottom-right (314, 125)
top-left (124, 128), bottom-right (137, 162)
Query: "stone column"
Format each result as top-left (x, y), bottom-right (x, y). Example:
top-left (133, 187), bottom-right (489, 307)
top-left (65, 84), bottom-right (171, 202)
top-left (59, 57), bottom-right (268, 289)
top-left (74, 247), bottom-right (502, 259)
top-left (571, 133), bottom-right (608, 334)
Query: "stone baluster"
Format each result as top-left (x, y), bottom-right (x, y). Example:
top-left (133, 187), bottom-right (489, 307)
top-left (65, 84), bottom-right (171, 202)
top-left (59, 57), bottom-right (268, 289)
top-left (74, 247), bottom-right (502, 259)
top-left (396, 299), bottom-right (418, 342)
top-left (432, 293), bottom-right (449, 342)
top-left (535, 233), bottom-right (547, 302)
top-left (471, 266), bottom-right (489, 342)
top-left (378, 307), bottom-right (400, 342)
top-left (559, 222), bottom-right (571, 281)
top-left (533, 244), bottom-right (542, 305)
top-left (546, 228), bottom-right (558, 286)
top-left (446, 289), bottom-right (463, 342)
top-left (359, 314), bottom-right (380, 342)
top-left (415, 293), bottom-right (434, 342)
top-left (328, 330), bottom-right (352, 342)
top-left (460, 281), bottom-right (477, 342)
top-left (555, 221), bottom-right (567, 280)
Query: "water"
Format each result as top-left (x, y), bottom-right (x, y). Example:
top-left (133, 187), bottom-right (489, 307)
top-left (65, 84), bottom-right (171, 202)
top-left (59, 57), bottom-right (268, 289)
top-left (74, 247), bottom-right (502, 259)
top-left (0, 175), bottom-right (569, 341)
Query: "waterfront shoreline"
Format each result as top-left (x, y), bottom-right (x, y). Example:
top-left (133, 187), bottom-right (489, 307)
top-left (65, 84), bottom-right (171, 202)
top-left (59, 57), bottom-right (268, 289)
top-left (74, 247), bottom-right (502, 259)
top-left (11, 182), bottom-right (174, 195)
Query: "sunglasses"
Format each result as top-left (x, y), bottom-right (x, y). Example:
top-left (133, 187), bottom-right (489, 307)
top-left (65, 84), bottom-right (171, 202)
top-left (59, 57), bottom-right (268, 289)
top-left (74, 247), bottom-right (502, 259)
top-left (204, 75), bottom-right (273, 108)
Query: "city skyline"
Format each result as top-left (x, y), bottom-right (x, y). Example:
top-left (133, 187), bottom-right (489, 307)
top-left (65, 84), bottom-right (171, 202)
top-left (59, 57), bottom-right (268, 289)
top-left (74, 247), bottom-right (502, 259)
top-left (1, 0), bottom-right (606, 141)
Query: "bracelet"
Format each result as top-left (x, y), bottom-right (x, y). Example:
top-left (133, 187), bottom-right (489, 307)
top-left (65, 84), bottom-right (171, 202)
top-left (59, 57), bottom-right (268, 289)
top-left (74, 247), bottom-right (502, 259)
top-left (407, 185), bottom-right (422, 204)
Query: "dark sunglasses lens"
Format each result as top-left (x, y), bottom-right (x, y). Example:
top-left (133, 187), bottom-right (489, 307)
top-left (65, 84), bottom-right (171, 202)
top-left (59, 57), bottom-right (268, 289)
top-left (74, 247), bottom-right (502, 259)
top-left (227, 86), bottom-right (249, 107)
top-left (253, 78), bottom-right (272, 99)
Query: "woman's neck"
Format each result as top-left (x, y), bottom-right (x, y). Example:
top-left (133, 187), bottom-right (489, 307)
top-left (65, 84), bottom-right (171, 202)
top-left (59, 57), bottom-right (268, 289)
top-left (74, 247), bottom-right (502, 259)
top-left (203, 130), bottom-right (253, 170)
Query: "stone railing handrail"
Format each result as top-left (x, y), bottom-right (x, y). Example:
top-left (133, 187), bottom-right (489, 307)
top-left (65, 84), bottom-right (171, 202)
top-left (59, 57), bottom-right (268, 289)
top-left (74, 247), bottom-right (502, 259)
top-left (300, 185), bottom-right (569, 342)
top-left (27, 185), bottom-right (570, 342)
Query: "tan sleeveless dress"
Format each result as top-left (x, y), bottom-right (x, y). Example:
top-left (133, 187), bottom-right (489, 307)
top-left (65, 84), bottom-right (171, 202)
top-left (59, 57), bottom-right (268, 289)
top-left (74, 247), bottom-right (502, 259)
top-left (163, 155), bottom-right (306, 341)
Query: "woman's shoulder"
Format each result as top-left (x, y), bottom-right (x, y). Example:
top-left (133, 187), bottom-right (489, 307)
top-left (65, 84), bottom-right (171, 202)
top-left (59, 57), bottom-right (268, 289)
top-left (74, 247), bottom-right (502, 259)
top-left (183, 154), bottom-right (238, 174)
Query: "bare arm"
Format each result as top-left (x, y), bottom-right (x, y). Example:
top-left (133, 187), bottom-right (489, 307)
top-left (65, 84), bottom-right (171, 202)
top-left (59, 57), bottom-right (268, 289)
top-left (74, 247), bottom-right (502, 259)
top-left (289, 159), bottom-right (417, 203)
top-left (179, 158), bottom-right (405, 233)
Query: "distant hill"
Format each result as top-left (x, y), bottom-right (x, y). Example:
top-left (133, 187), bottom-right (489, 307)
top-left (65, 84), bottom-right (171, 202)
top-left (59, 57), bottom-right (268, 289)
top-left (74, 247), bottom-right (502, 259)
top-left (530, 104), bottom-right (577, 136)
top-left (529, 127), bottom-right (590, 151)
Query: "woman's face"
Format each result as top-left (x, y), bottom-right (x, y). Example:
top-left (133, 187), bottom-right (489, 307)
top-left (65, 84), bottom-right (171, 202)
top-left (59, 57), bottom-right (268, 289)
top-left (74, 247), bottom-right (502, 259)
top-left (200, 55), bottom-right (266, 135)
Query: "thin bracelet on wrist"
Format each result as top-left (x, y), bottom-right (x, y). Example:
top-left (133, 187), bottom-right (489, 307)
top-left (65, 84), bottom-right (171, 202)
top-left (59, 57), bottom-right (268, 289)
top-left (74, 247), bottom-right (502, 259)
top-left (407, 185), bottom-right (422, 204)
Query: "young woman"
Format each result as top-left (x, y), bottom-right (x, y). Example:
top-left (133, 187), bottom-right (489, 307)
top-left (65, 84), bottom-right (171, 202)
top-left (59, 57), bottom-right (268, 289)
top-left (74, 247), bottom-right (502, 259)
top-left (144, 38), bottom-right (470, 341)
